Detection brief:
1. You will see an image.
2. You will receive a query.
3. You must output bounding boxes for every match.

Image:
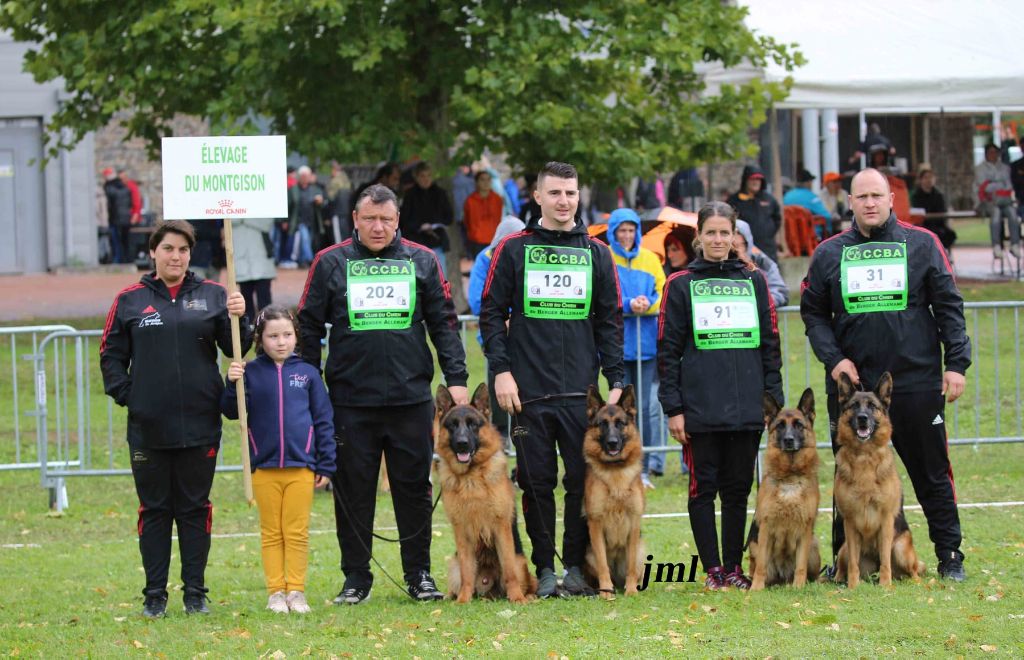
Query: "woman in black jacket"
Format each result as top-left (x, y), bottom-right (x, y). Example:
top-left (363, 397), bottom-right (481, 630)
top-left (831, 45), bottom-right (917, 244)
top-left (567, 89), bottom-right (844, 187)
top-left (100, 220), bottom-right (250, 618)
top-left (657, 201), bottom-right (783, 590)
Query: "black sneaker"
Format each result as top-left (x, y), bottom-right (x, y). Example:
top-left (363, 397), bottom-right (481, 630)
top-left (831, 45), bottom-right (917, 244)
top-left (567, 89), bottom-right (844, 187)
top-left (183, 590), bottom-right (210, 615)
top-left (142, 592), bottom-right (167, 619)
top-left (406, 571), bottom-right (444, 601)
top-left (332, 585), bottom-right (372, 605)
top-left (820, 564), bottom-right (838, 582)
top-left (536, 567), bottom-right (558, 598)
top-left (938, 550), bottom-right (966, 582)
top-left (561, 566), bottom-right (594, 597)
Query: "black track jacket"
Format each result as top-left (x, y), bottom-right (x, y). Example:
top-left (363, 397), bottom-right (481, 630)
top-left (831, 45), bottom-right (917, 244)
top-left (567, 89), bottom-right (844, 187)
top-left (800, 213), bottom-right (971, 395)
top-left (657, 257), bottom-right (783, 432)
top-left (100, 271), bottom-right (252, 448)
top-left (297, 233), bottom-right (467, 407)
top-left (479, 221), bottom-right (624, 403)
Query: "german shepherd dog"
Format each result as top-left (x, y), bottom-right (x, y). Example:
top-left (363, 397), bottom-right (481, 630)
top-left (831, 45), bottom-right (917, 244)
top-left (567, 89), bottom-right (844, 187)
top-left (434, 383), bottom-right (536, 604)
top-left (582, 385), bottom-right (646, 599)
top-left (747, 388), bottom-right (821, 590)
top-left (834, 372), bottom-right (925, 588)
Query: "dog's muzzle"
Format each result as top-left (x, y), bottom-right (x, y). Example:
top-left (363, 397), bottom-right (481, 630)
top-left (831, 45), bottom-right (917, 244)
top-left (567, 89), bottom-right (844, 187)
top-left (854, 413), bottom-right (873, 440)
top-left (452, 430), bottom-right (474, 464)
top-left (781, 432), bottom-right (800, 452)
top-left (603, 429), bottom-right (624, 456)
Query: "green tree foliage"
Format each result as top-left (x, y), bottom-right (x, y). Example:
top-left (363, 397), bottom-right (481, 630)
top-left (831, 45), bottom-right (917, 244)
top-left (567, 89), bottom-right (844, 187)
top-left (1, 0), bottom-right (801, 178)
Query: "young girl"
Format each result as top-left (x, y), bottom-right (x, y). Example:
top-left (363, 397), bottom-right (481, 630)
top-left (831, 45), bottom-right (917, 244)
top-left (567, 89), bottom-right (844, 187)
top-left (222, 305), bottom-right (336, 613)
top-left (657, 201), bottom-right (783, 589)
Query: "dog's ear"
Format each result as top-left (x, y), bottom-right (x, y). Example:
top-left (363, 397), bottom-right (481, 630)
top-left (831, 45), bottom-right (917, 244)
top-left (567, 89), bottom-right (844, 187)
top-left (874, 372), bottom-right (893, 410)
top-left (837, 372), bottom-right (856, 404)
top-left (763, 391), bottom-right (781, 425)
top-left (435, 384), bottom-right (455, 419)
top-left (471, 382), bottom-right (491, 421)
top-left (618, 384), bottom-right (636, 419)
top-left (797, 388), bottom-right (815, 424)
top-left (587, 385), bottom-right (604, 421)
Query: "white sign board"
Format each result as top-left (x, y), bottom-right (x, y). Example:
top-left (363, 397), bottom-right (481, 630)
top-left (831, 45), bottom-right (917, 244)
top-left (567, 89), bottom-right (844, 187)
top-left (161, 135), bottom-right (287, 220)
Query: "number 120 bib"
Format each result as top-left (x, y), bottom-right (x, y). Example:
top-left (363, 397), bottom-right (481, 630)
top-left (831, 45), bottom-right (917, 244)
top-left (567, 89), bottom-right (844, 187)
top-left (840, 242), bottom-right (908, 313)
top-left (523, 245), bottom-right (592, 320)
top-left (347, 259), bottom-right (416, 330)
top-left (690, 278), bottom-right (760, 350)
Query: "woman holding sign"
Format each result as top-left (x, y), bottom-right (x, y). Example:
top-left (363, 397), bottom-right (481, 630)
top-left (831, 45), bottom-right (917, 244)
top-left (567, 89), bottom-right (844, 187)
top-left (100, 220), bottom-right (250, 618)
top-left (657, 201), bottom-right (783, 590)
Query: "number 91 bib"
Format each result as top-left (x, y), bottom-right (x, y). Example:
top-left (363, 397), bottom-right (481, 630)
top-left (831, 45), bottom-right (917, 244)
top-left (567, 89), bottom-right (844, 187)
top-left (840, 242), bottom-right (908, 313)
top-left (347, 259), bottom-right (417, 330)
top-left (523, 245), bottom-right (592, 320)
top-left (690, 278), bottom-right (760, 350)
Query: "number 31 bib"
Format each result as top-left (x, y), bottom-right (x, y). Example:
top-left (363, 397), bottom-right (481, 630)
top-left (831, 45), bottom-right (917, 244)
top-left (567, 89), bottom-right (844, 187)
top-left (840, 242), bottom-right (908, 313)
top-left (347, 259), bottom-right (417, 330)
top-left (690, 278), bottom-right (760, 350)
top-left (523, 245), bottom-right (592, 319)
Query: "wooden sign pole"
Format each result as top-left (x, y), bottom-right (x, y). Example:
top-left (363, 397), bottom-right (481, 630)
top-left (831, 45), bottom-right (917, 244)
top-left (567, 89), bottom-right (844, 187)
top-left (223, 216), bottom-right (254, 505)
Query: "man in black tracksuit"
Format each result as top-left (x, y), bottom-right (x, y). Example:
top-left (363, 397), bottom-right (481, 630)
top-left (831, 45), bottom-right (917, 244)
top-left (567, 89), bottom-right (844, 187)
top-left (801, 168), bottom-right (972, 581)
top-left (480, 161), bottom-right (624, 597)
top-left (727, 165), bottom-right (782, 263)
top-left (100, 219), bottom-right (251, 616)
top-left (297, 184), bottom-right (468, 604)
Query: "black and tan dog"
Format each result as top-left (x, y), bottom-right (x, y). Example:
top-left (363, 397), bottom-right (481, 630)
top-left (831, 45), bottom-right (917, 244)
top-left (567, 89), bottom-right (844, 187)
top-left (834, 372), bottom-right (925, 588)
top-left (582, 385), bottom-right (646, 599)
top-left (434, 383), bottom-right (536, 604)
top-left (747, 388), bottom-right (821, 590)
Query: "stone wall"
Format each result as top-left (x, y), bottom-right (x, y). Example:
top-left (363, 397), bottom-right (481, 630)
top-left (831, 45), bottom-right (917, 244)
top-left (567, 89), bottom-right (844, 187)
top-left (926, 114), bottom-right (975, 211)
top-left (93, 113), bottom-right (209, 220)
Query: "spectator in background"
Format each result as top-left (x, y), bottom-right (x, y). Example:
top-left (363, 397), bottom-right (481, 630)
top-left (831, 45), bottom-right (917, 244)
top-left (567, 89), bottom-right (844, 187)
top-left (286, 166), bottom-right (327, 268)
top-left (634, 176), bottom-right (665, 212)
top-left (848, 122), bottom-right (896, 166)
top-left (325, 161), bottom-right (353, 243)
top-left (504, 175), bottom-right (523, 216)
top-left (734, 220), bottom-right (789, 308)
top-left (1011, 146), bottom-right (1024, 228)
top-left (820, 172), bottom-right (847, 226)
top-left (663, 232), bottom-right (695, 277)
top-left (103, 167), bottom-right (132, 264)
top-left (287, 166), bottom-right (297, 189)
top-left (463, 170), bottom-right (503, 258)
top-left (783, 169), bottom-right (833, 236)
top-left (727, 165), bottom-right (782, 262)
top-left (519, 174), bottom-right (543, 229)
top-left (400, 162), bottom-right (454, 273)
top-left (911, 163), bottom-right (956, 254)
top-left (974, 143), bottom-right (1019, 259)
top-left (608, 208), bottom-right (666, 488)
top-left (351, 163), bottom-right (401, 219)
top-left (468, 215), bottom-right (526, 440)
top-left (452, 164), bottom-right (475, 224)
top-left (187, 219), bottom-right (223, 282)
top-left (120, 169), bottom-right (143, 226)
top-left (232, 217), bottom-right (278, 320)
top-left (668, 167), bottom-right (703, 211)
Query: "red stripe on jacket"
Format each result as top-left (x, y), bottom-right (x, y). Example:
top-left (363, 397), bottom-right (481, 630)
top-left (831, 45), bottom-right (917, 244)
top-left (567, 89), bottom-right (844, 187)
top-left (657, 270), bottom-right (689, 341)
top-left (481, 230), bottom-right (531, 299)
top-left (297, 241), bottom-right (349, 312)
top-left (100, 283), bottom-right (145, 353)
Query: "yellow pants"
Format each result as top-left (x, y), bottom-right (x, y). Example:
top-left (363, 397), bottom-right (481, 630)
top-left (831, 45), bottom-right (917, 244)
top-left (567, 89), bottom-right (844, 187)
top-left (252, 467), bottom-right (315, 594)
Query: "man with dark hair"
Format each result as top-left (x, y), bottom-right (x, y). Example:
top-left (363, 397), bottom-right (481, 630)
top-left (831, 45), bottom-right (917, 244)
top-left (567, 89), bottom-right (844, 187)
top-left (103, 167), bottom-right (133, 263)
top-left (298, 184), bottom-right (468, 605)
top-left (802, 168), bottom-right (971, 583)
top-left (481, 161), bottom-right (625, 597)
top-left (912, 163), bottom-right (956, 253)
top-left (783, 169), bottom-right (833, 235)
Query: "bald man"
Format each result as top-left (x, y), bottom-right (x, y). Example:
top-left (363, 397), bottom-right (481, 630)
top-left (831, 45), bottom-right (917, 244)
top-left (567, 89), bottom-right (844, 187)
top-left (801, 168), bottom-right (972, 582)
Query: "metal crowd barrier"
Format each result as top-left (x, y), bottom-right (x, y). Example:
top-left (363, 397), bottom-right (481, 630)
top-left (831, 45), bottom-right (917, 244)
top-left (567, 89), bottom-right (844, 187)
top-left (19, 301), bottom-right (1024, 510)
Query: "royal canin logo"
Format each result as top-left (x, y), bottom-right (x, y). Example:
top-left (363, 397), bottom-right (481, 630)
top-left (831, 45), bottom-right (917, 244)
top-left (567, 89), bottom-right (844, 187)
top-left (205, 199), bottom-right (247, 215)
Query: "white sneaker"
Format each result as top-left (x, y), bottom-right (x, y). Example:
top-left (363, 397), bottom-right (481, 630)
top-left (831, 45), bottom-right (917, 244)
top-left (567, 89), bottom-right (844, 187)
top-left (994, 245), bottom-right (1004, 259)
top-left (1010, 244), bottom-right (1021, 258)
top-left (267, 590), bottom-right (289, 614)
top-left (286, 590), bottom-right (311, 614)
top-left (279, 261), bottom-right (299, 270)
top-left (641, 474), bottom-right (655, 490)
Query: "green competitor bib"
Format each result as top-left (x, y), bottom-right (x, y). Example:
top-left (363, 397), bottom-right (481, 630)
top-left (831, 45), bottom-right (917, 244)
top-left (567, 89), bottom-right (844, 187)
top-left (346, 259), bottom-right (417, 330)
top-left (840, 242), bottom-right (908, 313)
top-left (523, 245), bottom-right (593, 320)
top-left (690, 278), bottom-right (760, 350)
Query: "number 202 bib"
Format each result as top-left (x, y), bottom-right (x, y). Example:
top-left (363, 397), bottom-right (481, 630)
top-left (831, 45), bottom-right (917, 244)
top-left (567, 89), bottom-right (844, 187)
top-left (347, 259), bottom-right (417, 330)
top-left (690, 278), bottom-right (760, 350)
top-left (840, 242), bottom-right (908, 313)
top-left (523, 245), bottom-right (592, 320)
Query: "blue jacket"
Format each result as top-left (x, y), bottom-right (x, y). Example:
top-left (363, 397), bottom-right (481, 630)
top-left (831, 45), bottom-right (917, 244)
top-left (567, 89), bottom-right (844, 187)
top-left (608, 209), bottom-right (665, 361)
top-left (222, 354), bottom-right (336, 477)
top-left (468, 247), bottom-right (492, 344)
top-left (783, 188), bottom-right (832, 221)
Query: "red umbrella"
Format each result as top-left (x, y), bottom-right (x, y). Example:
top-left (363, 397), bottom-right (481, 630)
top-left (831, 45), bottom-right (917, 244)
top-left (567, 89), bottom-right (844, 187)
top-left (588, 207), bottom-right (697, 261)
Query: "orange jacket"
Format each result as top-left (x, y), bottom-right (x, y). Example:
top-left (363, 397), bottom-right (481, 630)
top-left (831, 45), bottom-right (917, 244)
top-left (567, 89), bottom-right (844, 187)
top-left (463, 191), bottom-right (504, 245)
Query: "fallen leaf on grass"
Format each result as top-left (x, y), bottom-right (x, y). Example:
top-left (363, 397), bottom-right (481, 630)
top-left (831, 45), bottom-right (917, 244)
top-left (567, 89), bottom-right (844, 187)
top-left (968, 614), bottom-right (984, 622)
top-left (605, 610), bottom-right (619, 620)
top-left (701, 605), bottom-right (716, 614)
top-left (266, 651), bottom-right (287, 660)
top-left (775, 622), bottom-right (791, 629)
top-left (985, 594), bottom-right (1002, 602)
top-left (828, 623), bottom-right (840, 631)
top-left (429, 609), bottom-right (442, 617)
top-left (497, 609), bottom-right (517, 619)
top-left (113, 617), bottom-right (126, 622)
top-left (944, 634), bottom-right (957, 649)
top-left (132, 640), bottom-right (145, 649)
top-left (980, 645), bottom-right (997, 653)
top-left (492, 641), bottom-right (502, 650)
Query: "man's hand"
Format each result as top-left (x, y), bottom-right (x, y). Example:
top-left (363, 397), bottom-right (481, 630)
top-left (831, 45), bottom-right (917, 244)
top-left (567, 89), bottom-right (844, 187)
top-left (447, 385), bottom-right (469, 406)
top-left (226, 291), bottom-right (246, 317)
top-left (494, 372), bottom-right (522, 413)
top-left (831, 358), bottom-right (860, 386)
top-left (607, 387), bottom-right (623, 406)
top-left (942, 371), bottom-right (966, 403)
top-left (227, 361), bottom-right (245, 383)
top-left (668, 414), bottom-right (688, 445)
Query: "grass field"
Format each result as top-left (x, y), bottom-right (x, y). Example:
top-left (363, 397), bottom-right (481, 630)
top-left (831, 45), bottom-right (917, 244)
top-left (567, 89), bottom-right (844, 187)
top-left (1, 284), bottom-right (1022, 657)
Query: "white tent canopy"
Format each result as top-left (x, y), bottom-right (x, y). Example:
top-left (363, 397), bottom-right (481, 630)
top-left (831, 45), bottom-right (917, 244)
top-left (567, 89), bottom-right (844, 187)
top-left (713, 0), bottom-right (1024, 112)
